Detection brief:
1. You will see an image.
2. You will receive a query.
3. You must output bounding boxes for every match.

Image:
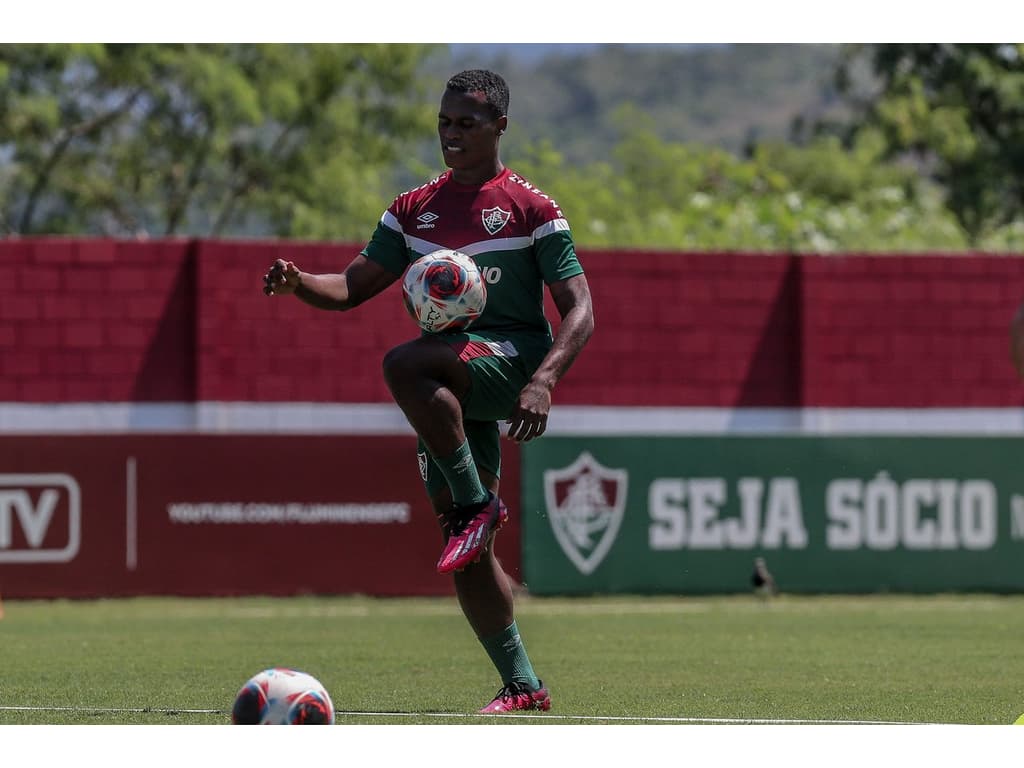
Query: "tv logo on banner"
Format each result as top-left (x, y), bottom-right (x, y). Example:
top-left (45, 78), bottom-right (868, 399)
top-left (0, 474), bottom-right (81, 563)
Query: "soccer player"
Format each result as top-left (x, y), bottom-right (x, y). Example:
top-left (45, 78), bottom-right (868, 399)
top-left (262, 69), bottom-right (594, 714)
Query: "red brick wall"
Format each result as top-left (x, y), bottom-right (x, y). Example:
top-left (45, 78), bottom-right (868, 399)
top-left (1, 238), bottom-right (195, 402)
top-left (801, 254), bottom-right (1024, 407)
top-left (555, 250), bottom-right (802, 406)
top-left (195, 239), bottom-right (404, 403)
top-left (3, 238), bottom-right (1023, 408)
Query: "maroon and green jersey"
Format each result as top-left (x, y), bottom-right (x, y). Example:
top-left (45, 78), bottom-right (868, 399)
top-left (361, 167), bottom-right (583, 337)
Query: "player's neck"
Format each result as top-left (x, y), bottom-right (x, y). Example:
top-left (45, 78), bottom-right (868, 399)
top-left (450, 159), bottom-right (505, 187)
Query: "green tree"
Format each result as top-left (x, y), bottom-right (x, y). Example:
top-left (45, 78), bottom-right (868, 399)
top-left (832, 43), bottom-right (1024, 245)
top-left (0, 43), bottom-right (440, 238)
top-left (509, 120), bottom-right (972, 253)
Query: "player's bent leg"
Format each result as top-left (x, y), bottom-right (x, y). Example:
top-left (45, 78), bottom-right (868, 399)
top-left (381, 336), bottom-right (472, 457)
top-left (425, 420), bottom-right (508, 574)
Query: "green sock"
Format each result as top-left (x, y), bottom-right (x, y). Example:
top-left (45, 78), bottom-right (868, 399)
top-left (480, 621), bottom-right (540, 689)
top-left (432, 439), bottom-right (488, 507)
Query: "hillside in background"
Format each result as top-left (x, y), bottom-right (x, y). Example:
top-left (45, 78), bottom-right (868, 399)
top-left (424, 43), bottom-right (849, 164)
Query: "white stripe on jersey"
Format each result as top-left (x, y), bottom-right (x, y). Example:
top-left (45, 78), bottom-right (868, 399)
top-left (404, 234), bottom-right (532, 257)
top-left (381, 209), bottom-right (402, 233)
top-left (460, 237), bottom-right (531, 256)
top-left (532, 218), bottom-right (570, 241)
top-left (386, 211), bottom-right (570, 255)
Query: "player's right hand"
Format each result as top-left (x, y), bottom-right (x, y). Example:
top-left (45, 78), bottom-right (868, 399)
top-left (263, 259), bottom-right (301, 296)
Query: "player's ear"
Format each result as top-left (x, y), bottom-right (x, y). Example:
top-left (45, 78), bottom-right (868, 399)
top-left (495, 115), bottom-right (508, 136)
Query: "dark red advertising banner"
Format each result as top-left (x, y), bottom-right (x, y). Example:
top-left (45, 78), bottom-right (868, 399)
top-left (0, 436), bottom-right (522, 599)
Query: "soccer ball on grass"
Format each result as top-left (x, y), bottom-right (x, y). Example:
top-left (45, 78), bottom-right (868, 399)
top-left (402, 249), bottom-right (487, 333)
top-left (231, 667), bottom-right (335, 725)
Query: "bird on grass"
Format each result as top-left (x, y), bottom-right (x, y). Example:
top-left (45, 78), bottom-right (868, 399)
top-left (751, 557), bottom-right (778, 598)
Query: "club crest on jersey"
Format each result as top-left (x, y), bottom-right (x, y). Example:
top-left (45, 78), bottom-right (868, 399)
top-left (543, 452), bottom-right (628, 575)
top-left (481, 206), bottom-right (512, 236)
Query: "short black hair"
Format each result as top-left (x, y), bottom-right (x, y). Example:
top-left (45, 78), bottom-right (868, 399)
top-left (445, 69), bottom-right (509, 120)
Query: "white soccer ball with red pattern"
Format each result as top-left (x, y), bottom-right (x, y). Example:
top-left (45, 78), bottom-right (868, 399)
top-left (402, 249), bottom-right (487, 333)
top-left (231, 667), bottom-right (335, 725)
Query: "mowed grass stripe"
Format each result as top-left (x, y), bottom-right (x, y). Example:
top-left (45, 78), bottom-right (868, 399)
top-left (0, 704), bottom-right (938, 725)
top-left (0, 594), bottom-right (1021, 725)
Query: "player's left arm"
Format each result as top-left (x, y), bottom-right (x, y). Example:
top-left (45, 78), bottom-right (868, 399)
top-left (1012, 300), bottom-right (1024, 380)
top-left (506, 273), bottom-right (595, 443)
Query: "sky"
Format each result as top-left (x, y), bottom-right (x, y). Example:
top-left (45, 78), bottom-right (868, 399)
top-left (3, 2), bottom-right (1017, 43)
top-left (449, 43), bottom-right (719, 64)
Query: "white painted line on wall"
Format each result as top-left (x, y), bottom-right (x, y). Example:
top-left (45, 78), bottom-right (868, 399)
top-left (126, 457), bottom-right (137, 571)
top-left (2, 402), bottom-right (1024, 436)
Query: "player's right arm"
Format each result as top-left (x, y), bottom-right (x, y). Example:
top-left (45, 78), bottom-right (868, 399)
top-left (263, 255), bottom-right (400, 311)
top-left (265, 197), bottom-right (414, 310)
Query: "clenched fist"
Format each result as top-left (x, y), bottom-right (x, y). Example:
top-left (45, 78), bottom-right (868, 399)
top-left (263, 259), bottom-right (301, 296)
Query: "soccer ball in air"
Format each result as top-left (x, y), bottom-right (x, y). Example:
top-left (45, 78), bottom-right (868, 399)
top-left (402, 249), bottom-right (487, 333)
top-left (231, 667), bottom-right (335, 725)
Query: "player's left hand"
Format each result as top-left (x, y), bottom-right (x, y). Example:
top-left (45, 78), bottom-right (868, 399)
top-left (506, 381), bottom-right (551, 443)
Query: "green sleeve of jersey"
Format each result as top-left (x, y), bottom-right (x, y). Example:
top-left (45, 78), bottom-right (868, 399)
top-left (360, 220), bottom-right (408, 275)
top-left (536, 229), bottom-right (584, 284)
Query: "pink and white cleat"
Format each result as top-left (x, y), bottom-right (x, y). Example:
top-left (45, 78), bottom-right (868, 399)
top-left (436, 493), bottom-right (509, 574)
top-left (478, 680), bottom-right (552, 714)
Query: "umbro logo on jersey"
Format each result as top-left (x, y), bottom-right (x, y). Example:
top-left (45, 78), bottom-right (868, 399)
top-left (482, 206), bottom-right (511, 235)
top-left (416, 211), bottom-right (439, 229)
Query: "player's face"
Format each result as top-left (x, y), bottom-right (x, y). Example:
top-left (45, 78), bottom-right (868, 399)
top-left (438, 88), bottom-right (507, 184)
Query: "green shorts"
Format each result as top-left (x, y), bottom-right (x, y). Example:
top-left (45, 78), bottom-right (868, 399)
top-left (416, 329), bottom-right (551, 498)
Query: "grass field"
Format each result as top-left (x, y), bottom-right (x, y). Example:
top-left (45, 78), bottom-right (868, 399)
top-left (1, 592), bottom-right (1021, 728)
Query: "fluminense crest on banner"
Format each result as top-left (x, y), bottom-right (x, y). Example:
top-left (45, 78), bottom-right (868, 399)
top-left (543, 452), bottom-right (627, 575)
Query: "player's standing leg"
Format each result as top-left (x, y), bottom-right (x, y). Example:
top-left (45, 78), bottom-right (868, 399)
top-left (429, 479), bottom-right (550, 714)
top-left (383, 337), bottom-right (549, 712)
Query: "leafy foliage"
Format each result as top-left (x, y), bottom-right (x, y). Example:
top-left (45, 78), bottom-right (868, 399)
top-left (445, 43), bottom-right (851, 162)
top-left (0, 43), bottom-right (440, 237)
top-left (452, 43), bottom-right (1024, 252)
top-left (1, 43), bottom-right (1021, 252)
top-left (510, 125), bottom-right (977, 253)
top-left (830, 43), bottom-right (1024, 246)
